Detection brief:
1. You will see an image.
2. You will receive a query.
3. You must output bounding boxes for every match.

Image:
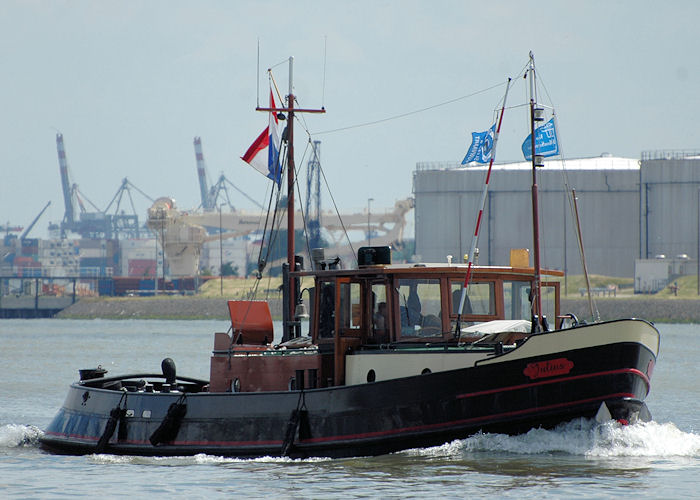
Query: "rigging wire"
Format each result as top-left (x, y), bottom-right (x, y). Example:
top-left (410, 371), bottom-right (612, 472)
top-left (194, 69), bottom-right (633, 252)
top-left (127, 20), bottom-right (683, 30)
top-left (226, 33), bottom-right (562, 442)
top-left (553, 111), bottom-right (600, 321)
top-left (312, 81), bottom-right (508, 135)
top-left (294, 138), bottom-right (314, 265)
top-left (255, 143), bottom-right (287, 278)
top-left (269, 72), bottom-right (285, 108)
top-left (317, 155), bottom-right (357, 267)
top-left (296, 114), bottom-right (358, 267)
top-left (269, 58), bottom-right (290, 71)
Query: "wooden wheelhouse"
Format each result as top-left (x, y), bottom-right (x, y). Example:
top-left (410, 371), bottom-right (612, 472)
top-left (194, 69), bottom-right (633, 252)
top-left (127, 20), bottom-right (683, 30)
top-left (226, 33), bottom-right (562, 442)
top-left (210, 250), bottom-right (562, 393)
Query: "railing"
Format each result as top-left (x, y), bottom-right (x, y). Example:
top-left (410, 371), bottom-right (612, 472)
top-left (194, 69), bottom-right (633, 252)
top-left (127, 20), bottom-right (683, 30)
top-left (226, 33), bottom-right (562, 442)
top-left (641, 150), bottom-right (700, 161)
top-left (415, 161), bottom-right (462, 171)
top-left (0, 266), bottom-right (114, 278)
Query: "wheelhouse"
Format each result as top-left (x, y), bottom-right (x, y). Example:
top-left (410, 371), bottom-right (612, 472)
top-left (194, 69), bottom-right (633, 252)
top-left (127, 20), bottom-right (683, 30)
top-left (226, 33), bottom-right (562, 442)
top-left (209, 251), bottom-right (563, 394)
top-left (302, 263), bottom-right (562, 347)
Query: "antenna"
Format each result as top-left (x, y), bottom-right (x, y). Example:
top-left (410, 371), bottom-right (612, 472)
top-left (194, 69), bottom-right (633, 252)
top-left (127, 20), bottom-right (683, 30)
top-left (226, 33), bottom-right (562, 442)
top-left (256, 38), bottom-right (260, 108)
top-left (322, 35), bottom-right (327, 108)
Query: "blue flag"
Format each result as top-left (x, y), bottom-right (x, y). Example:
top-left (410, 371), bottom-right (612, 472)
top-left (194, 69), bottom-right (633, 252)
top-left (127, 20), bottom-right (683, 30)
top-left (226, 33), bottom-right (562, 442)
top-left (461, 124), bottom-right (496, 164)
top-left (521, 118), bottom-right (559, 161)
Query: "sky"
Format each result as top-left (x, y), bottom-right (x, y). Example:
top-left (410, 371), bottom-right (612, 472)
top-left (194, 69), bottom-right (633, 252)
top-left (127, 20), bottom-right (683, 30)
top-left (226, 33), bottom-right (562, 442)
top-left (1, 0), bottom-right (698, 239)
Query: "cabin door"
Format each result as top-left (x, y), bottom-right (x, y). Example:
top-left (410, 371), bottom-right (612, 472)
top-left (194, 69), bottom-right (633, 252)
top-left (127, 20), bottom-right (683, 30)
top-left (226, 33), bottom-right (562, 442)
top-left (333, 278), bottom-right (363, 385)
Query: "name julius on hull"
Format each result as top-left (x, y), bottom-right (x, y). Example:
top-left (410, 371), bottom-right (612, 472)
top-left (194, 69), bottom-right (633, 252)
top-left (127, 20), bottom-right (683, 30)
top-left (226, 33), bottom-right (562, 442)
top-left (523, 358), bottom-right (575, 380)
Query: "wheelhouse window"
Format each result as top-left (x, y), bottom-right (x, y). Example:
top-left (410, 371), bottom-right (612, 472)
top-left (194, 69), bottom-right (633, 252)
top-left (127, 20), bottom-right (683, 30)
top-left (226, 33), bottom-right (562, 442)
top-left (371, 282), bottom-right (389, 343)
top-left (503, 280), bottom-right (531, 321)
top-left (318, 280), bottom-right (335, 338)
top-left (339, 281), bottom-right (362, 333)
top-left (396, 278), bottom-right (442, 337)
top-left (503, 279), bottom-right (559, 327)
top-left (449, 280), bottom-right (496, 331)
top-left (450, 281), bottom-right (495, 316)
top-left (540, 282), bottom-right (559, 328)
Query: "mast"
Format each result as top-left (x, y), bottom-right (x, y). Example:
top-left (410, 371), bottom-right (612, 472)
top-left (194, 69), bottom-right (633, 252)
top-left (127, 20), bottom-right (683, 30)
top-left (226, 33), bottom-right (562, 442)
top-left (572, 189), bottom-right (598, 321)
top-left (455, 79), bottom-right (511, 337)
top-left (286, 57), bottom-right (296, 321)
top-left (528, 52), bottom-right (544, 331)
top-left (256, 56), bottom-right (325, 339)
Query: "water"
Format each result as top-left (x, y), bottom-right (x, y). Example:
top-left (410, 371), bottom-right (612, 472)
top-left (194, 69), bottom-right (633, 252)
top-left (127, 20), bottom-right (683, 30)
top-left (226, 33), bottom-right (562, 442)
top-left (1, 320), bottom-right (699, 498)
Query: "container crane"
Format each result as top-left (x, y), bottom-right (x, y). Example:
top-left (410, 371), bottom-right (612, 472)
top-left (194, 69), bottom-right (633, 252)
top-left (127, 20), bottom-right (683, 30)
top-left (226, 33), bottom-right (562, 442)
top-left (54, 132), bottom-right (120, 239)
top-left (305, 140), bottom-right (322, 249)
top-left (0, 224), bottom-right (23, 234)
top-left (193, 136), bottom-right (263, 212)
top-left (194, 137), bottom-right (215, 211)
top-left (56, 133), bottom-right (75, 234)
top-left (20, 201), bottom-right (51, 240)
top-left (104, 178), bottom-right (154, 239)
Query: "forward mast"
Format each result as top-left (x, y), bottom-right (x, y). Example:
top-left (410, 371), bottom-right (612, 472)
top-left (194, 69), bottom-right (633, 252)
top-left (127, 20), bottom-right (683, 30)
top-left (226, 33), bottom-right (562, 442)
top-left (255, 56), bottom-right (325, 340)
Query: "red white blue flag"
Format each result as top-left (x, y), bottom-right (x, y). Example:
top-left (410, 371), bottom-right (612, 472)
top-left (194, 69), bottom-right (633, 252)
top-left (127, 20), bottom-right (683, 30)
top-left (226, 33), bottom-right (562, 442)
top-left (241, 90), bottom-right (282, 185)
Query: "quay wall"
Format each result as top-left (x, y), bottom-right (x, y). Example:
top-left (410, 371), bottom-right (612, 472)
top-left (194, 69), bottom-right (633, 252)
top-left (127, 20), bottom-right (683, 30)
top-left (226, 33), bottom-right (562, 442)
top-left (56, 297), bottom-right (283, 320)
top-left (560, 297), bottom-right (700, 324)
top-left (55, 296), bottom-right (700, 323)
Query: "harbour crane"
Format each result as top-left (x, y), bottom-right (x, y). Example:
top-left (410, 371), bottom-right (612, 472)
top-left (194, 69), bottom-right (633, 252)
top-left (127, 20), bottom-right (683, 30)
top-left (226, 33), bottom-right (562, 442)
top-left (193, 136), bottom-right (263, 212)
top-left (55, 133), bottom-right (151, 239)
top-left (20, 201), bottom-right (51, 240)
top-left (305, 141), bottom-right (322, 250)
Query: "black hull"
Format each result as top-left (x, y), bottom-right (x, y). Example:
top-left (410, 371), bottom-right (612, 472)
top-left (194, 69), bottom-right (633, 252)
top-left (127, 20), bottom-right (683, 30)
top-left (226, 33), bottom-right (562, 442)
top-left (41, 321), bottom-right (657, 459)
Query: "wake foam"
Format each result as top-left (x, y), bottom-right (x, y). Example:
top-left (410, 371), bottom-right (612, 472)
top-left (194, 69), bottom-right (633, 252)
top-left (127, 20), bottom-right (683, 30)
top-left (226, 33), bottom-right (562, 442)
top-left (410, 419), bottom-right (700, 458)
top-left (0, 424), bottom-right (43, 448)
top-left (90, 452), bottom-right (333, 466)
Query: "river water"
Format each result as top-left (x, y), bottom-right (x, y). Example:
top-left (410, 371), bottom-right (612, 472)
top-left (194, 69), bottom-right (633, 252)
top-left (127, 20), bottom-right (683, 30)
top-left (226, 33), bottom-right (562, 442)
top-left (1, 319), bottom-right (699, 498)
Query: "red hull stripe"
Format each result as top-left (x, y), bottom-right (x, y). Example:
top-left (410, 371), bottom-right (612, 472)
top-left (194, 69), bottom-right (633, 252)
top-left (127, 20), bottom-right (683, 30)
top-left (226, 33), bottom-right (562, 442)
top-left (298, 391), bottom-right (636, 445)
top-left (457, 367), bottom-right (649, 400)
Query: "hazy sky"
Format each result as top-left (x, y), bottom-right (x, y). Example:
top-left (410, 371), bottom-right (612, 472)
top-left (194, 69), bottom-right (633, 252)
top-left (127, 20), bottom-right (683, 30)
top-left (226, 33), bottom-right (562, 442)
top-left (1, 0), bottom-right (698, 238)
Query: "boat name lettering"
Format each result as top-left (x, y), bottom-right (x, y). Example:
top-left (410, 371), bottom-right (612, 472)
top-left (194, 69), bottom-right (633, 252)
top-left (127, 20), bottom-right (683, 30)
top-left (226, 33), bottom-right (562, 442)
top-left (523, 358), bottom-right (574, 380)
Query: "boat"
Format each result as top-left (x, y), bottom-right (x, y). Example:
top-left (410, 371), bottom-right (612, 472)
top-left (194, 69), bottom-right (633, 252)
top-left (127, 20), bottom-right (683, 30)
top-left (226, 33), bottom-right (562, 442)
top-left (40, 55), bottom-right (659, 459)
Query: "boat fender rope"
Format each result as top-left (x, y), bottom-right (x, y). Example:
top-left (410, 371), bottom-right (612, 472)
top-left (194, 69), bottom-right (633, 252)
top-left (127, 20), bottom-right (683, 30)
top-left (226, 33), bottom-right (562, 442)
top-left (149, 394), bottom-right (187, 446)
top-left (281, 390), bottom-right (307, 456)
top-left (95, 392), bottom-right (127, 453)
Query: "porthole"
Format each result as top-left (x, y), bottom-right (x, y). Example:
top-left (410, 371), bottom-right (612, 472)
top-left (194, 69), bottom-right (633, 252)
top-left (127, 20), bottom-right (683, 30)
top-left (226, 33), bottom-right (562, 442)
top-left (231, 378), bottom-right (241, 393)
top-left (367, 369), bottom-right (376, 383)
top-left (421, 368), bottom-right (432, 375)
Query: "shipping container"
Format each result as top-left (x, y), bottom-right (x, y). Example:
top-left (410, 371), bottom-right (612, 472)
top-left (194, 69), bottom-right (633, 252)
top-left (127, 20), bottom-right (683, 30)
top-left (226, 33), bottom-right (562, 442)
top-left (128, 259), bottom-right (156, 277)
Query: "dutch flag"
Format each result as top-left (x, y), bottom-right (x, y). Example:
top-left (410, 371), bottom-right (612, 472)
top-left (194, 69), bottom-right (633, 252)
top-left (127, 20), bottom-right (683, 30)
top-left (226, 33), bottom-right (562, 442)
top-left (241, 90), bottom-right (282, 185)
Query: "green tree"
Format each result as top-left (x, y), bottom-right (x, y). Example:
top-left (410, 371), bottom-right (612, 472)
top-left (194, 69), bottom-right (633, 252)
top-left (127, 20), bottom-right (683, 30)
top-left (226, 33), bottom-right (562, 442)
top-left (221, 262), bottom-right (239, 277)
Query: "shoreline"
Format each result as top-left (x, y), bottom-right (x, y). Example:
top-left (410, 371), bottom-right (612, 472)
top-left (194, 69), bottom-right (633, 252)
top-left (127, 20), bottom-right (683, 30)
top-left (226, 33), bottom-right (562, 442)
top-left (54, 296), bottom-right (700, 323)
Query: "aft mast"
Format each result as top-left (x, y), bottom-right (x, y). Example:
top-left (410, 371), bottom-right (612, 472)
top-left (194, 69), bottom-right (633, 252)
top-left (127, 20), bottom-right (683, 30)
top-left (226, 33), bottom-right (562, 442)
top-left (528, 52), bottom-right (544, 332)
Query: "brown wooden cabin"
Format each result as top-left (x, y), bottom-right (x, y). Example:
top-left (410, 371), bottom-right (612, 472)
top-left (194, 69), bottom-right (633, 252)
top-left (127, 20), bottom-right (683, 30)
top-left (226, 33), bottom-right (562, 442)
top-left (210, 253), bottom-right (562, 393)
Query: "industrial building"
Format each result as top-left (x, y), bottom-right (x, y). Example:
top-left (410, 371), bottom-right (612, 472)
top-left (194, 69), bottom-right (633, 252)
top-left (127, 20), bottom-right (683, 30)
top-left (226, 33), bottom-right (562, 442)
top-left (413, 151), bottom-right (700, 279)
